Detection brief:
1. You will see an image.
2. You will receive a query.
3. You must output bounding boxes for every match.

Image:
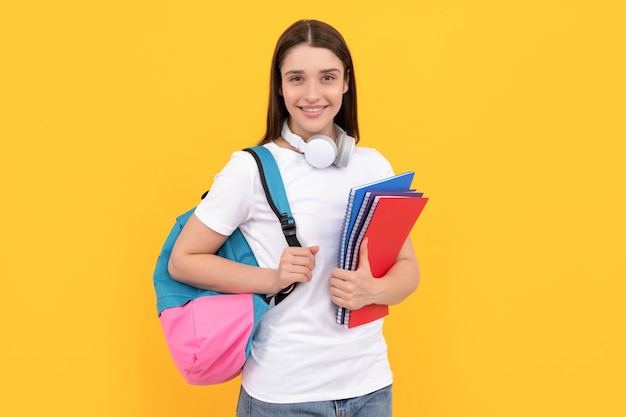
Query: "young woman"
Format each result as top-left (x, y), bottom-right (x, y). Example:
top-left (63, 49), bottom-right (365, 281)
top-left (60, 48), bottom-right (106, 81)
top-left (169, 19), bottom-right (420, 417)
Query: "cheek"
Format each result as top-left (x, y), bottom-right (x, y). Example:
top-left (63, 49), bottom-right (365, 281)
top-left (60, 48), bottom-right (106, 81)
top-left (331, 84), bottom-right (347, 101)
top-left (281, 86), bottom-right (298, 104)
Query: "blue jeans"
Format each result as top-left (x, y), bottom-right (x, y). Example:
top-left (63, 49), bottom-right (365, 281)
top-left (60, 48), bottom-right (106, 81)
top-left (235, 385), bottom-right (392, 417)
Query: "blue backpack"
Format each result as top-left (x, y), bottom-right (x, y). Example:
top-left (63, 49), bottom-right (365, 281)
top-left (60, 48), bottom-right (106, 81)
top-left (153, 146), bottom-right (300, 385)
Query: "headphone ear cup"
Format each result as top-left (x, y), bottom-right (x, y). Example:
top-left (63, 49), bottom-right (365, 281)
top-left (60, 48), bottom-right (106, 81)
top-left (304, 135), bottom-right (338, 168)
top-left (333, 134), bottom-right (355, 168)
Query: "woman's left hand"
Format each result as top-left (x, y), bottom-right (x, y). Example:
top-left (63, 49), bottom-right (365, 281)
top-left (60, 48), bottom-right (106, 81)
top-left (329, 238), bottom-right (381, 310)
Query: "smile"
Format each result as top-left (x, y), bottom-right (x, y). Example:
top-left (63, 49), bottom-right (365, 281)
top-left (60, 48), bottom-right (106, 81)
top-left (301, 107), bottom-right (325, 113)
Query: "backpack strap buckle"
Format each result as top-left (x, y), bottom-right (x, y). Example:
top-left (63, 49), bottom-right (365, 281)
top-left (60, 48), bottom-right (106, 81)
top-left (280, 214), bottom-right (297, 237)
top-left (280, 214), bottom-right (300, 247)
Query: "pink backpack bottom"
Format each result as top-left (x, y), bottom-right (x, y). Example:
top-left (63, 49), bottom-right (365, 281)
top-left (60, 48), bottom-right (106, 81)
top-left (159, 293), bottom-right (256, 385)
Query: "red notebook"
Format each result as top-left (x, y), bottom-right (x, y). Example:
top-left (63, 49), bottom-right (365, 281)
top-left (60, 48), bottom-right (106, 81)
top-left (347, 195), bottom-right (429, 328)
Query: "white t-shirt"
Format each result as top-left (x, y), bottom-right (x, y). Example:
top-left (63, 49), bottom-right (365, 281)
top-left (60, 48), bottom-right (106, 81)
top-left (194, 142), bottom-right (395, 403)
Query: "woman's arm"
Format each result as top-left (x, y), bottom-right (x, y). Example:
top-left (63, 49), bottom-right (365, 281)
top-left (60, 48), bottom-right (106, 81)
top-left (168, 213), bottom-right (318, 295)
top-left (328, 237), bottom-right (420, 310)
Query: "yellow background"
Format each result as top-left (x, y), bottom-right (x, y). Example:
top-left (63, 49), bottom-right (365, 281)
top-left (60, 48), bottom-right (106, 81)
top-left (1, 1), bottom-right (624, 416)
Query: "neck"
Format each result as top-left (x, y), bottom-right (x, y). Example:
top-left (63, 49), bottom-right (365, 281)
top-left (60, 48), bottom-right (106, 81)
top-left (274, 137), bottom-right (302, 153)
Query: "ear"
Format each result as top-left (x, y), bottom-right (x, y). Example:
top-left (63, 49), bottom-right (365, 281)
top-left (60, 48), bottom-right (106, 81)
top-left (279, 87), bottom-right (283, 96)
top-left (343, 69), bottom-right (350, 94)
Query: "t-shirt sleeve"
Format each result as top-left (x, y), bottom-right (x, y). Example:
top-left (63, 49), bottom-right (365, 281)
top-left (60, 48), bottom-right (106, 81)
top-left (193, 151), bottom-right (257, 236)
top-left (379, 153), bottom-right (395, 178)
top-left (359, 147), bottom-right (395, 178)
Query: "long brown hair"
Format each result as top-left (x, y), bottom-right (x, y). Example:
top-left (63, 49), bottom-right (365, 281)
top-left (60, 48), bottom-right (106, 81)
top-left (259, 20), bottom-right (360, 145)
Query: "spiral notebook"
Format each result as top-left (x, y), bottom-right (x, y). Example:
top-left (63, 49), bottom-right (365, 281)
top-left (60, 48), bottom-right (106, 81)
top-left (335, 172), bottom-right (428, 328)
top-left (337, 172), bottom-right (415, 270)
top-left (344, 190), bottom-right (423, 271)
top-left (342, 194), bottom-right (428, 328)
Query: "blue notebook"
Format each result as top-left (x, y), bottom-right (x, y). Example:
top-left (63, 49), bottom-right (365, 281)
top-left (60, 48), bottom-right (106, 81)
top-left (337, 172), bottom-right (415, 269)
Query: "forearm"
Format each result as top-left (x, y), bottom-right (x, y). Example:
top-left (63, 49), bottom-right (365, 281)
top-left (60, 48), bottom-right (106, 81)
top-left (168, 254), bottom-right (281, 295)
top-left (371, 257), bottom-right (420, 306)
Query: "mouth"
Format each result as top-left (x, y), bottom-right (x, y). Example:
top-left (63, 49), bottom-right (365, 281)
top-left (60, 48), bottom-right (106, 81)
top-left (300, 106), bottom-right (326, 115)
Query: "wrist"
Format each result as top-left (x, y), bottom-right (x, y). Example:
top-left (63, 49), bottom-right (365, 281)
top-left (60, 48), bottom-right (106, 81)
top-left (262, 268), bottom-right (282, 294)
top-left (369, 276), bottom-right (386, 305)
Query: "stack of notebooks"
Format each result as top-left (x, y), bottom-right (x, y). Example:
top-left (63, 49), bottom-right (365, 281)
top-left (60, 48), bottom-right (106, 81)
top-left (336, 171), bottom-right (428, 328)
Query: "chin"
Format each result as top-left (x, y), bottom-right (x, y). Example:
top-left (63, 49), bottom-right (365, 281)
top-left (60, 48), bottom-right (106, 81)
top-left (292, 115), bottom-right (336, 137)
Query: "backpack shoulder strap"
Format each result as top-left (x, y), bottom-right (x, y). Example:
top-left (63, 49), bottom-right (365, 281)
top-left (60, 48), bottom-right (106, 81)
top-left (244, 146), bottom-right (300, 305)
top-left (243, 147), bottom-right (301, 248)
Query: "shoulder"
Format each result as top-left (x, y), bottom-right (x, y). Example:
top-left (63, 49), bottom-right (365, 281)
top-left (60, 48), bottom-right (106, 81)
top-left (203, 148), bottom-right (261, 202)
top-left (353, 145), bottom-right (387, 159)
top-left (217, 147), bottom-right (263, 182)
top-left (194, 148), bottom-right (266, 234)
top-left (351, 146), bottom-right (394, 172)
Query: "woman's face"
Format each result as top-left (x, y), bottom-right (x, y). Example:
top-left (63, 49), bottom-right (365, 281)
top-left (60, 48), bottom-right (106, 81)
top-left (280, 44), bottom-right (348, 140)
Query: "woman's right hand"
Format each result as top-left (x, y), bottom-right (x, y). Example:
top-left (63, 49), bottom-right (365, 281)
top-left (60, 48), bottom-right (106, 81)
top-left (274, 245), bottom-right (320, 292)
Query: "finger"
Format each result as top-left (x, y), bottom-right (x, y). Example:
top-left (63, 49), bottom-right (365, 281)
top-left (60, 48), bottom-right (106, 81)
top-left (329, 275), bottom-right (354, 295)
top-left (328, 276), bottom-right (343, 290)
top-left (357, 238), bottom-right (370, 271)
top-left (282, 251), bottom-right (315, 267)
top-left (329, 286), bottom-right (346, 301)
top-left (286, 265), bottom-right (314, 282)
top-left (283, 246), bottom-right (314, 259)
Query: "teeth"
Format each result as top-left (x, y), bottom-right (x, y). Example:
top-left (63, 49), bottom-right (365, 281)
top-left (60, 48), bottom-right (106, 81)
top-left (303, 108), bottom-right (323, 113)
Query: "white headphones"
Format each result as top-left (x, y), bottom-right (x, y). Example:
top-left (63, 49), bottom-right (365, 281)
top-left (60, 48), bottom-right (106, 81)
top-left (281, 120), bottom-right (355, 168)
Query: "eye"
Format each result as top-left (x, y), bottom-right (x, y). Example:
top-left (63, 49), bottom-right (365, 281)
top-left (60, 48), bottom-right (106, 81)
top-left (322, 75), bottom-right (336, 82)
top-left (289, 76), bottom-right (303, 83)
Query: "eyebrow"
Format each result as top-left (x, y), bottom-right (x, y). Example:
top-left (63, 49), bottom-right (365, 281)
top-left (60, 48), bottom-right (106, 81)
top-left (283, 68), bottom-right (342, 75)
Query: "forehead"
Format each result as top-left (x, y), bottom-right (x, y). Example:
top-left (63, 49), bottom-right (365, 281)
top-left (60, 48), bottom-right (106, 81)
top-left (280, 44), bottom-right (344, 73)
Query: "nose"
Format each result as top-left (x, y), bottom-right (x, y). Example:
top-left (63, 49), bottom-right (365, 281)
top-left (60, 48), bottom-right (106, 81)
top-left (304, 81), bottom-right (320, 102)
